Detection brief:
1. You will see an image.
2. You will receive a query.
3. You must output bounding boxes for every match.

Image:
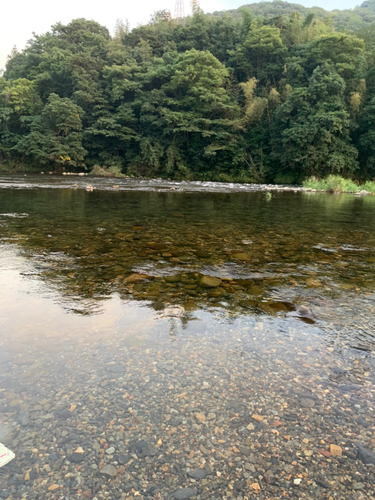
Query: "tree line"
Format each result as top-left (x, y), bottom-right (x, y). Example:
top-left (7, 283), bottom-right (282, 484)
top-left (1, 3), bottom-right (375, 183)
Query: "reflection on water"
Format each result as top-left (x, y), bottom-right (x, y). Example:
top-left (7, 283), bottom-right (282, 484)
top-left (1, 185), bottom-right (375, 341)
top-left (0, 178), bottom-right (375, 499)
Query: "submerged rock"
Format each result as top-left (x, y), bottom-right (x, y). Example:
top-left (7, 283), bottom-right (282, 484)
top-left (296, 305), bottom-right (314, 318)
top-left (124, 273), bottom-right (151, 283)
top-left (100, 464), bottom-right (117, 478)
top-left (199, 275), bottom-right (222, 288)
top-left (163, 305), bottom-right (185, 317)
top-left (187, 468), bottom-right (208, 479)
top-left (173, 488), bottom-right (198, 499)
top-left (232, 252), bottom-right (250, 260)
top-left (354, 443), bottom-right (375, 464)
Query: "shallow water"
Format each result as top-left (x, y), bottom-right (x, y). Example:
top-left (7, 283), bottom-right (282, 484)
top-left (0, 176), bottom-right (375, 499)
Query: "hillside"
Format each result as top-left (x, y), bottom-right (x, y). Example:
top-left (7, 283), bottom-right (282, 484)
top-left (211, 0), bottom-right (375, 31)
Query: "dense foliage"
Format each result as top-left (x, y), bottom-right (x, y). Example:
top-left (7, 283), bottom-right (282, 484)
top-left (1, 1), bottom-right (375, 183)
top-left (213, 0), bottom-right (375, 32)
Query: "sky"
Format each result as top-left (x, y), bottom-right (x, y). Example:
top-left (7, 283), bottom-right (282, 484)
top-left (1, 0), bottom-right (362, 70)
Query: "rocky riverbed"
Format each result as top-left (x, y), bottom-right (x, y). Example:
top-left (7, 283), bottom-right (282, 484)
top-left (1, 313), bottom-right (375, 500)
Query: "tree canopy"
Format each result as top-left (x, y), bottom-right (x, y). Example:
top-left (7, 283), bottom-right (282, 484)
top-left (1, 2), bottom-right (375, 183)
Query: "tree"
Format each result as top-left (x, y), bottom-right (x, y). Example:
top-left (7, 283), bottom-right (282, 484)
top-left (15, 93), bottom-right (87, 168)
top-left (273, 64), bottom-right (358, 180)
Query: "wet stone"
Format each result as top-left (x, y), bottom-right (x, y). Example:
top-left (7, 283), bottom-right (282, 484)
top-left (99, 465), bottom-right (117, 478)
top-left (135, 441), bottom-right (158, 456)
top-left (300, 398), bottom-right (315, 408)
top-left (69, 452), bottom-right (85, 463)
top-left (198, 275), bottom-right (222, 288)
top-left (118, 454), bottom-right (131, 465)
top-left (187, 469), bottom-right (208, 479)
top-left (355, 443), bottom-right (375, 465)
top-left (173, 488), bottom-right (198, 499)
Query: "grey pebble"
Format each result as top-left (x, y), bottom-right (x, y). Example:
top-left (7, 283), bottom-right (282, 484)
top-left (100, 464), bottom-right (117, 478)
top-left (187, 469), bottom-right (208, 479)
top-left (300, 398), bottom-right (315, 408)
top-left (173, 488), bottom-right (198, 499)
top-left (354, 443), bottom-right (375, 465)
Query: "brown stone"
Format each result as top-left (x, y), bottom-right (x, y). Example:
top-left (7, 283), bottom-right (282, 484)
top-left (232, 253), bottom-right (250, 261)
top-left (195, 413), bottom-right (206, 422)
top-left (318, 449), bottom-right (332, 458)
top-left (330, 444), bottom-right (342, 457)
top-left (199, 276), bottom-right (222, 288)
top-left (124, 273), bottom-right (151, 283)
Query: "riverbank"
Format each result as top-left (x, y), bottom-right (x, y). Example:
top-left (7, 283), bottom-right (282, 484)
top-left (303, 175), bottom-right (375, 194)
top-left (2, 168), bottom-right (375, 196)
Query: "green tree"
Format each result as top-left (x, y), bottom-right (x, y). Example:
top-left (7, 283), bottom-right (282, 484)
top-left (15, 93), bottom-right (87, 168)
top-left (273, 64), bottom-right (358, 180)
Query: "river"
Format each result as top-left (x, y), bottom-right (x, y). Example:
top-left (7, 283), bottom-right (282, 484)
top-left (0, 175), bottom-right (374, 499)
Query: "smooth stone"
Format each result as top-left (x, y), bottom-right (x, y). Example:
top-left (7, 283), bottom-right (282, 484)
top-left (354, 443), bottom-right (375, 464)
top-left (232, 253), bottom-right (250, 260)
top-left (69, 452), bottom-right (85, 463)
top-left (100, 464), bottom-right (117, 478)
top-left (135, 440), bottom-right (158, 456)
top-left (173, 488), bottom-right (198, 499)
top-left (199, 275), bottom-right (222, 288)
top-left (124, 273), bottom-right (151, 283)
top-left (353, 482), bottom-right (365, 490)
top-left (300, 398), bottom-right (315, 408)
top-left (165, 276), bottom-right (180, 283)
top-left (106, 447), bottom-right (115, 455)
top-left (118, 454), bottom-right (131, 465)
top-left (18, 410), bottom-right (30, 426)
top-left (296, 305), bottom-right (313, 317)
top-left (240, 446), bottom-right (251, 456)
top-left (356, 417), bottom-right (369, 428)
top-left (187, 469), bottom-right (208, 479)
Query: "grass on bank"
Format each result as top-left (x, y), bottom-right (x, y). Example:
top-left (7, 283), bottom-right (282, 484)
top-left (89, 165), bottom-right (125, 178)
top-left (303, 175), bottom-right (375, 193)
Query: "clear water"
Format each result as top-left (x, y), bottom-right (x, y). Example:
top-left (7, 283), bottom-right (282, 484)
top-left (0, 176), bottom-right (374, 498)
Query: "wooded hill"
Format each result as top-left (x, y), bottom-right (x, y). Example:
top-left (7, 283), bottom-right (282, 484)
top-left (212, 0), bottom-right (375, 32)
top-left (1, 1), bottom-right (375, 183)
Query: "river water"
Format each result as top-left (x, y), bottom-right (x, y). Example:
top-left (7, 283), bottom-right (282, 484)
top-left (0, 175), bottom-right (374, 499)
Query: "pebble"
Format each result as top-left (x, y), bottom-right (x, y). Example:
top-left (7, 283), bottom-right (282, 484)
top-left (187, 469), bottom-right (208, 479)
top-left (173, 488), bottom-right (198, 499)
top-left (99, 465), bottom-right (117, 478)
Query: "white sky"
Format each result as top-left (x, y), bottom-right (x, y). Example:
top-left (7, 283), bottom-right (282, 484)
top-left (1, 0), bottom-right (361, 70)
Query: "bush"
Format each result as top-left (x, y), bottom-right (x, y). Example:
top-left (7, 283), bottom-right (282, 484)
top-left (89, 165), bottom-right (125, 178)
top-left (303, 175), bottom-right (375, 193)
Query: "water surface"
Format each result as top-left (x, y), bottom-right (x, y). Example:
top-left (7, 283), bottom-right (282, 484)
top-left (0, 177), bottom-right (374, 499)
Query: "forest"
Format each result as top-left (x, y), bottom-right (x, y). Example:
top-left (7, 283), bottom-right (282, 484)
top-left (1, 0), bottom-right (375, 183)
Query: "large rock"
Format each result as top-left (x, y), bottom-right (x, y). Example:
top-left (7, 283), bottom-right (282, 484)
top-left (354, 443), bottom-right (375, 464)
top-left (199, 275), bottom-right (222, 288)
top-left (173, 488), bottom-right (198, 499)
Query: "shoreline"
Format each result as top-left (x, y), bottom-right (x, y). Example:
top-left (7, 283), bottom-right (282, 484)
top-left (0, 172), bottom-right (374, 196)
